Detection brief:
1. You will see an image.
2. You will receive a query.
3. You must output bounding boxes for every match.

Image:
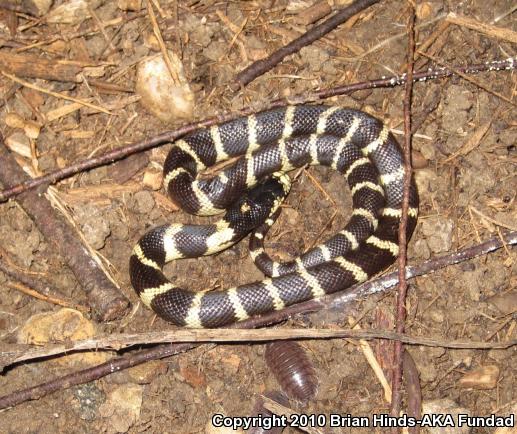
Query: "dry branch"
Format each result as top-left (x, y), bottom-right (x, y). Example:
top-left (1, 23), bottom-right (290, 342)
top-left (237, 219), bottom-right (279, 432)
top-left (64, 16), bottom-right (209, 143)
top-left (0, 136), bottom-right (129, 321)
top-left (417, 52), bottom-right (516, 107)
top-left (0, 52), bottom-right (84, 82)
top-left (3, 327), bottom-right (516, 370)
top-left (235, 0), bottom-right (380, 86)
top-left (446, 12), bottom-right (517, 44)
top-left (390, 5), bottom-right (416, 422)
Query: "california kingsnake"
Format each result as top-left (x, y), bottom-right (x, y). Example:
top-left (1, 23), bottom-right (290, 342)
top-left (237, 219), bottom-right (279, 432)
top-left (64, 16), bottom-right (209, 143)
top-left (129, 105), bottom-right (419, 328)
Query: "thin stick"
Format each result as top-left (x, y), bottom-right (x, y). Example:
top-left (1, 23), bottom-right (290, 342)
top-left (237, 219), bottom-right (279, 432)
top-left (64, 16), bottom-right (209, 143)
top-left (446, 12), bottom-right (517, 44)
top-left (0, 231), bottom-right (515, 409)
top-left (469, 206), bottom-right (517, 232)
top-left (0, 71), bottom-right (112, 114)
top-left (7, 320), bottom-right (516, 369)
top-left (0, 58), bottom-right (514, 203)
top-left (0, 252), bottom-right (89, 312)
top-left (235, 0), bottom-right (380, 86)
top-left (351, 321), bottom-right (392, 404)
top-left (0, 342), bottom-right (196, 410)
top-left (87, 5), bottom-right (117, 55)
top-left (146, 0), bottom-right (180, 83)
top-left (417, 51), bottom-right (516, 107)
top-left (391, 5), bottom-right (416, 422)
top-left (5, 282), bottom-right (89, 313)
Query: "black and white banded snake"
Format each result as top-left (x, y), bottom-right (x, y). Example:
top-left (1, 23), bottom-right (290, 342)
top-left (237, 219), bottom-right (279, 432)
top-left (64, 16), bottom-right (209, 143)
top-left (129, 105), bottom-right (419, 328)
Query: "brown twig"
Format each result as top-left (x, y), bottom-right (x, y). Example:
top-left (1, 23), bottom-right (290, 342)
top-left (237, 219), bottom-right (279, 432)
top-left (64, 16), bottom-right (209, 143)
top-left (6, 326), bottom-right (515, 369)
top-left (0, 342), bottom-right (196, 410)
top-left (235, 0), bottom-right (381, 87)
top-left (0, 57), bottom-right (514, 204)
top-left (146, 0), bottom-right (180, 83)
top-left (0, 71), bottom-right (112, 114)
top-left (0, 137), bottom-right (128, 321)
top-left (417, 51), bottom-right (516, 107)
top-left (0, 258), bottom-right (89, 313)
top-left (0, 230), bottom-right (515, 409)
top-left (446, 12), bottom-right (517, 44)
top-left (87, 4), bottom-right (117, 56)
top-left (5, 282), bottom-right (89, 313)
top-left (391, 5), bottom-right (416, 423)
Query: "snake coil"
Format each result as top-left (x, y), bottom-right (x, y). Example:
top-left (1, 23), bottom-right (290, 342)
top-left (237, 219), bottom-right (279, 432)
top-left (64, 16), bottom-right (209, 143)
top-left (130, 105), bottom-right (418, 328)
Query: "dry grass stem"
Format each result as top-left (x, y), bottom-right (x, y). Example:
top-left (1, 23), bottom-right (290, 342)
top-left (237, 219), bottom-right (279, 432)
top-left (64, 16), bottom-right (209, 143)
top-left (1, 71), bottom-right (111, 114)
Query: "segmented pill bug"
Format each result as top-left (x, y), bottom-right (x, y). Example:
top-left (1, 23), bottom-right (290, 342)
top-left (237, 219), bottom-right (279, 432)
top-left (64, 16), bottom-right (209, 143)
top-left (247, 391), bottom-right (289, 434)
top-left (264, 341), bottom-right (319, 403)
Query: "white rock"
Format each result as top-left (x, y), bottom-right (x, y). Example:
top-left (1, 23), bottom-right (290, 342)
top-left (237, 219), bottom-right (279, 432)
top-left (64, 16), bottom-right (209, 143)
top-left (136, 51), bottom-right (195, 122)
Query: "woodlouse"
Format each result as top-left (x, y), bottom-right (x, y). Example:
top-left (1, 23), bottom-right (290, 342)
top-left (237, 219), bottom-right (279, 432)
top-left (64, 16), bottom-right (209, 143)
top-left (264, 341), bottom-right (319, 403)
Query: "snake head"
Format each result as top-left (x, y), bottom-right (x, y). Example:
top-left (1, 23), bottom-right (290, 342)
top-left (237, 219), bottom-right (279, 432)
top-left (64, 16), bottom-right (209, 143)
top-left (225, 174), bottom-right (291, 233)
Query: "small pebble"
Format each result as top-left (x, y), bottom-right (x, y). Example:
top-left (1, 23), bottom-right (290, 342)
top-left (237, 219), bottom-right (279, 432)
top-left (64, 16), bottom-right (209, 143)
top-left (142, 168), bottom-right (163, 191)
top-left (99, 384), bottom-right (143, 433)
top-left (487, 291), bottom-right (517, 315)
top-left (421, 217), bottom-right (454, 253)
top-left (76, 204), bottom-right (111, 249)
top-left (411, 238), bottom-right (431, 260)
top-left (73, 383), bottom-right (106, 421)
top-left (132, 191), bottom-right (155, 214)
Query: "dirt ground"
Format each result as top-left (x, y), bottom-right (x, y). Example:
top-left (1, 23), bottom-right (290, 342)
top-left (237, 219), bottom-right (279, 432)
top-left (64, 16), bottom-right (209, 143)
top-left (0, 0), bottom-right (515, 433)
